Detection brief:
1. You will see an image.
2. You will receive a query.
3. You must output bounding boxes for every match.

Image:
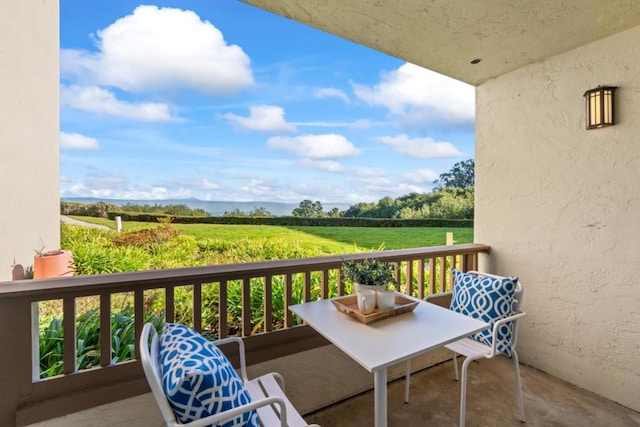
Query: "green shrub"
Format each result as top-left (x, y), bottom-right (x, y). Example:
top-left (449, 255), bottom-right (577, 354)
top-left (39, 306), bottom-right (164, 378)
top-left (106, 212), bottom-right (473, 227)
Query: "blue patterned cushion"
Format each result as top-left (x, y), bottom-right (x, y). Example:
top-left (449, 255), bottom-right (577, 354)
top-left (450, 270), bottom-right (518, 356)
top-left (159, 323), bottom-right (259, 427)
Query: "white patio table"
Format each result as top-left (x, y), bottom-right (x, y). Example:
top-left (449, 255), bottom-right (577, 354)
top-left (289, 296), bottom-right (488, 427)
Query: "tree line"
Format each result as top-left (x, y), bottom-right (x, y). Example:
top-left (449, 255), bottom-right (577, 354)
top-left (291, 159), bottom-right (474, 220)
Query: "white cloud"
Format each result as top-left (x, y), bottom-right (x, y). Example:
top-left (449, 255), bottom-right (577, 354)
top-left (314, 87), bottom-right (350, 103)
top-left (292, 121), bottom-right (351, 128)
top-left (402, 168), bottom-right (440, 184)
top-left (60, 131), bottom-right (100, 150)
top-left (374, 134), bottom-right (462, 159)
top-left (84, 173), bottom-right (129, 189)
top-left (121, 187), bottom-right (170, 200)
top-left (298, 158), bottom-right (343, 172)
top-left (61, 5), bottom-right (253, 95)
top-left (239, 178), bottom-right (274, 198)
top-left (267, 134), bottom-right (361, 159)
top-left (61, 85), bottom-right (174, 121)
top-left (290, 119), bottom-right (388, 129)
top-left (348, 119), bottom-right (388, 130)
top-left (343, 171), bottom-right (435, 202)
top-left (221, 105), bottom-right (296, 132)
top-left (201, 179), bottom-right (219, 190)
top-left (352, 63), bottom-right (474, 126)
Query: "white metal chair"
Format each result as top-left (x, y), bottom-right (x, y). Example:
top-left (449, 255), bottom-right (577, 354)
top-left (404, 271), bottom-right (526, 427)
top-left (139, 323), bottom-right (318, 427)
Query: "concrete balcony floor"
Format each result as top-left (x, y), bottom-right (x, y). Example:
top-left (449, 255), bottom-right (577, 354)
top-left (32, 353), bottom-right (639, 427)
top-left (305, 357), bottom-right (640, 427)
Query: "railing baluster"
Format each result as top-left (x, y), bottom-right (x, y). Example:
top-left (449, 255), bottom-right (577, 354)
top-left (63, 297), bottom-right (76, 374)
top-left (429, 257), bottom-right (436, 296)
top-left (242, 278), bottom-right (251, 337)
top-left (166, 286), bottom-right (175, 323)
top-left (31, 302), bottom-right (39, 381)
top-left (100, 294), bottom-right (111, 367)
top-left (219, 280), bottom-right (228, 339)
top-left (321, 269), bottom-right (329, 299)
top-left (134, 290), bottom-right (143, 359)
top-left (417, 259), bottom-right (425, 299)
top-left (304, 271), bottom-right (312, 303)
top-left (438, 256), bottom-right (447, 292)
top-left (404, 260), bottom-right (413, 295)
top-left (194, 283), bottom-right (202, 332)
top-left (284, 273), bottom-right (293, 327)
top-left (264, 275), bottom-right (273, 333)
top-left (338, 267), bottom-right (345, 296)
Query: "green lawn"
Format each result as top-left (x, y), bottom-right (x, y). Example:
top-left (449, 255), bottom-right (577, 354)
top-left (287, 226), bottom-right (473, 250)
top-left (68, 216), bottom-right (473, 252)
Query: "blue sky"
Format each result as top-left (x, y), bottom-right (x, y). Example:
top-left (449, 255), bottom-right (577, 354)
top-left (60, 1), bottom-right (475, 204)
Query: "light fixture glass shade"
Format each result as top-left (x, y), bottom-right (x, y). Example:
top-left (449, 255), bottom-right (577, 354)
top-left (584, 86), bottom-right (617, 129)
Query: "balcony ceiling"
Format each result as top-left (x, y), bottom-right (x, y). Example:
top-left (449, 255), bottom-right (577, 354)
top-left (241, 0), bottom-right (640, 85)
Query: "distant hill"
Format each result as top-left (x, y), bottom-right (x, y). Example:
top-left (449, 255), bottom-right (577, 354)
top-left (61, 197), bottom-right (351, 217)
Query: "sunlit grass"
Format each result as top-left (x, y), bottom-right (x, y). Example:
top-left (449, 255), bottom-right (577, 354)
top-left (68, 216), bottom-right (473, 251)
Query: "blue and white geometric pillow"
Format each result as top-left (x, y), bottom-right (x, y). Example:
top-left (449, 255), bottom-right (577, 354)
top-left (450, 270), bottom-right (518, 356)
top-left (159, 323), bottom-right (259, 427)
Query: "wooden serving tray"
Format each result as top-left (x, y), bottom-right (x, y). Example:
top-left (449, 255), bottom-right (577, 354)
top-left (331, 293), bottom-right (419, 325)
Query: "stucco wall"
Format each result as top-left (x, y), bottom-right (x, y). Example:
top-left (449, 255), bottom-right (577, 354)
top-left (0, 0), bottom-right (60, 281)
top-left (475, 25), bottom-right (640, 411)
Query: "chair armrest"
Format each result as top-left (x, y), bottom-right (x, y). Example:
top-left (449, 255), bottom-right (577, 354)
top-left (424, 291), bottom-right (453, 308)
top-left (213, 336), bottom-right (249, 382)
top-left (488, 311), bottom-right (526, 357)
top-left (182, 396), bottom-right (287, 427)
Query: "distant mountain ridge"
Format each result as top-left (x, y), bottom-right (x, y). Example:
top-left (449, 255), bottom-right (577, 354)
top-left (61, 197), bottom-right (351, 217)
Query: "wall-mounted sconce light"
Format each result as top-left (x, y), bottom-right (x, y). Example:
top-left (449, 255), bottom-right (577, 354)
top-left (583, 85), bottom-right (617, 130)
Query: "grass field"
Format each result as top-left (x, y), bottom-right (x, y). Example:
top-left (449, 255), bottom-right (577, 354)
top-left (68, 215), bottom-right (473, 252)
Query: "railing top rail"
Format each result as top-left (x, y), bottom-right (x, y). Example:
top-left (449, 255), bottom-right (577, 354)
top-left (0, 243), bottom-right (489, 301)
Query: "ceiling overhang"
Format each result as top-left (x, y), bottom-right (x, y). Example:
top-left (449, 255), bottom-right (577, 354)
top-left (241, 0), bottom-right (640, 85)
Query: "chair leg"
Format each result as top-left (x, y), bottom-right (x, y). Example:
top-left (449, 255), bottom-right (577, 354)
top-left (404, 359), bottom-right (411, 403)
top-left (452, 352), bottom-right (459, 381)
top-left (512, 350), bottom-right (526, 422)
top-left (459, 357), bottom-right (472, 427)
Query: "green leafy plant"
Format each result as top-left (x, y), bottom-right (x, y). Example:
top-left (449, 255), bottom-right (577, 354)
top-left (341, 258), bottom-right (397, 289)
top-left (39, 307), bottom-right (164, 378)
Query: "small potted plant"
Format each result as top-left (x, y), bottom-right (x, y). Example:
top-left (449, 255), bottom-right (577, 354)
top-left (342, 258), bottom-right (398, 311)
top-left (342, 258), bottom-right (397, 292)
top-left (33, 244), bottom-right (74, 279)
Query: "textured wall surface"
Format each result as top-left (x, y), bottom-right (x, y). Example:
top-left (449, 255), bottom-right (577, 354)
top-left (243, 0), bottom-right (640, 85)
top-left (0, 0), bottom-right (60, 280)
top-left (475, 25), bottom-right (640, 411)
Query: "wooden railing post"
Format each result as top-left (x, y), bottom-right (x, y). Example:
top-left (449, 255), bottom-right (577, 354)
top-left (0, 297), bottom-right (33, 427)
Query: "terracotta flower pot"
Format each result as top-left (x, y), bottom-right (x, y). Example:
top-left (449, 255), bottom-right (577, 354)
top-left (33, 250), bottom-right (74, 279)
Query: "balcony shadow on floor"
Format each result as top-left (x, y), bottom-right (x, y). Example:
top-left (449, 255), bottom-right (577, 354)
top-left (305, 356), bottom-right (640, 427)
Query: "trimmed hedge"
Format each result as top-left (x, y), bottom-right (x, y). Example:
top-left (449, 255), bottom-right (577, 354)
top-left (106, 211), bottom-right (473, 228)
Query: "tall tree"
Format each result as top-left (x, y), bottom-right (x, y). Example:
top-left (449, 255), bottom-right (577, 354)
top-left (433, 159), bottom-right (475, 189)
top-left (292, 200), bottom-right (325, 217)
top-left (327, 207), bottom-right (341, 218)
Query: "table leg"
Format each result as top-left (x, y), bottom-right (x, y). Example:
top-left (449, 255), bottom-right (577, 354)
top-left (374, 367), bottom-right (387, 427)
